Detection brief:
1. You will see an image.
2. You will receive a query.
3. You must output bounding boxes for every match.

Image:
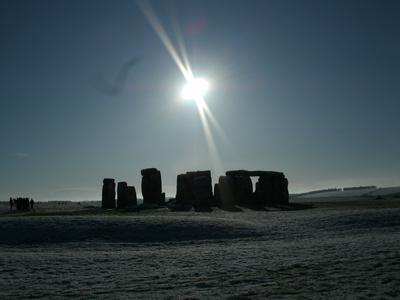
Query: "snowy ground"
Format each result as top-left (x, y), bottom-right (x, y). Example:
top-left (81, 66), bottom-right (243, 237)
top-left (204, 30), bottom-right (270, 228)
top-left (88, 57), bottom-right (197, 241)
top-left (294, 186), bottom-right (400, 198)
top-left (0, 200), bottom-right (399, 299)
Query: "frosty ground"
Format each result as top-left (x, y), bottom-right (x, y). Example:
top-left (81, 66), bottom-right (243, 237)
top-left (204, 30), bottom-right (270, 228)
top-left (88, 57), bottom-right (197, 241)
top-left (0, 198), bottom-right (399, 299)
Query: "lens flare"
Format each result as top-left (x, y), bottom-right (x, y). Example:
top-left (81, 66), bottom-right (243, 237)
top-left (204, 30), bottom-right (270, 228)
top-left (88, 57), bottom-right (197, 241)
top-left (181, 78), bottom-right (209, 100)
top-left (137, 0), bottom-right (229, 176)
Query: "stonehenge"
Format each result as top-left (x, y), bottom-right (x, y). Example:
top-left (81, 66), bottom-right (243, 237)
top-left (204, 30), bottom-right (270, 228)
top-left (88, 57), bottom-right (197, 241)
top-left (175, 171), bottom-right (214, 208)
top-left (213, 183), bottom-right (221, 206)
top-left (192, 171), bottom-right (213, 208)
top-left (216, 176), bottom-right (235, 208)
top-left (117, 182), bottom-right (137, 208)
top-left (141, 168), bottom-right (165, 205)
top-left (126, 186), bottom-right (138, 207)
top-left (103, 179), bottom-right (137, 209)
top-left (102, 168), bottom-right (289, 210)
top-left (117, 181), bottom-right (128, 208)
top-left (224, 170), bottom-right (289, 206)
top-left (102, 178), bottom-right (116, 209)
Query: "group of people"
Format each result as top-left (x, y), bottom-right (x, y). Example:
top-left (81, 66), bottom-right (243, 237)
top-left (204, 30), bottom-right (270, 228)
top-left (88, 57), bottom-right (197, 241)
top-left (9, 197), bottom-right (34, 211)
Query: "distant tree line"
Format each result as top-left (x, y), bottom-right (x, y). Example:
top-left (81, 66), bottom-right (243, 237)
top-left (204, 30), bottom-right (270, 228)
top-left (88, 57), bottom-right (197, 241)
top-left (343, 186), bottom-right (376, 191)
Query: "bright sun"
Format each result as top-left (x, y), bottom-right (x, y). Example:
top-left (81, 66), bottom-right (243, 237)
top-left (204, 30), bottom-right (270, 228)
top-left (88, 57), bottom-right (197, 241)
top-left (181, 77), bottom-right (209, 100)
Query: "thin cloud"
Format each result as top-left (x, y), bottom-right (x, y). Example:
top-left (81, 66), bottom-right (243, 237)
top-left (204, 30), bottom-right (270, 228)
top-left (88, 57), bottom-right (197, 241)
top-left (13, 152), bottom-right (31, 159)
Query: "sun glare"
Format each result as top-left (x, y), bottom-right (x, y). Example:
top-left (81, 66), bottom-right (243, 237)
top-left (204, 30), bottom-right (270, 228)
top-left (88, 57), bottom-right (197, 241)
top-left (181, 78), bottom-right (209, 100)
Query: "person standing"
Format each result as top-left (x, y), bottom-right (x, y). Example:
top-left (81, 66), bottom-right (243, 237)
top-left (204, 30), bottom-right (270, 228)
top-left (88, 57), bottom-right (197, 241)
top-left (30, 198), bottom-right (34, 210)
top-left (9, 197), bottom-right (13, 211)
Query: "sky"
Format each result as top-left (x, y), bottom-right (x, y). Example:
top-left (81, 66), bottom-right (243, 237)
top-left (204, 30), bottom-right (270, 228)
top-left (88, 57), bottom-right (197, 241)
top-left (0, 0), bottom-right (399, 200)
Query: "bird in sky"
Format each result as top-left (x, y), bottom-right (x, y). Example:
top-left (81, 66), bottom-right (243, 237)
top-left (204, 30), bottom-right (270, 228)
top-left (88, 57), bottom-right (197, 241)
top-left (91, 56), bottom-right (141, 95)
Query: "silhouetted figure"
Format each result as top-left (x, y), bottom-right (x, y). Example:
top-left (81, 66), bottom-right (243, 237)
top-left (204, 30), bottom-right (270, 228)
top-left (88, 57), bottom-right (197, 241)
top-left (9, 197), bottom-right (13, 211)
top-left (30, 198), bottom-right (34, 210)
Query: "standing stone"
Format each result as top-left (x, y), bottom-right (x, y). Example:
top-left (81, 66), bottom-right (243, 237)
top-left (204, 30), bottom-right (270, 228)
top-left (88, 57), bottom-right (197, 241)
top-left (175, 171), bottom-right (213, 207)
top-left (256, 172), bottom-right (287, 205)
top-left (175, 173), bottom-right (192, 205)
top-left (102, 178), bottom-right (116, 209)
top-left (254, 177), bottom-right (269, 206)
top-left (213, 183), bottom-right (221, 206)
top-left (282, 177), bottom-right (289, 204)
top-left (126, 186), bottom-right (138, 207)
top-left (226, 170), bottom-right (289, 206)
top-left (218, 176), bottom-right (235, 208)
top-left (117, 181), bottom-right (128, 208)
top-left (232, 175), bottom-right (253, 205)
top-left (141, 168), bottom-right (164, 205)
top-left (193, 174), bottom-right (213, 208)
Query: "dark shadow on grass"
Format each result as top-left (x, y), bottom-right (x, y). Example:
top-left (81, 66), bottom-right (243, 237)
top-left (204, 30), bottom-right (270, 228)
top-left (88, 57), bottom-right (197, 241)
top-left (240, 204), bottom-right (268, 211)
top-left (118, 206), bottom-right (140, 212)
top-left (219, 205), bottom-right (243, 212)
top-left (270, 203), bottom-right (315, 211)
top-left (168, 204), bottom-right (193, 212)
top-left (193, 206), bottom-right (213, 213)
top-left (137, 204), bottom-right (165, 210)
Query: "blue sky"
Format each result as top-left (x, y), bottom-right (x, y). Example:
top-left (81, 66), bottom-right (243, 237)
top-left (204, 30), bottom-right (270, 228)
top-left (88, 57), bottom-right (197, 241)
top-left (0, 0), bottom-right (399, 200)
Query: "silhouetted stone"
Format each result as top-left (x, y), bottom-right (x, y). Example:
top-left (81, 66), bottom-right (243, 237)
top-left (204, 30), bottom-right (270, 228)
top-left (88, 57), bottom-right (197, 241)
top-left (232, 175), bottom-right (253, 205)
top-left (193, 174), bottom-right (213, 208)
top-left (175, 174), bottom-right (192, 205)
top-left (140, 168), bottom-right (159, 177)
top-left (226, 170), bottom-right (289, 206)
top-left (282, 177), bottom-right (289, 204)
top-left (214, 183), bottom-right (221, 206)
top-left (226, 170), bottom-right (284, 178)
top-left (256, 172), bottom-right (288, 205)
top-left (218, 176), bottom-right (235, 208)
top-left (161, 192), bottom-right (166, 204)
top-left (117, 181), bottom-right (128, 208)
top-left (126, 186), bottom-right (138, 207)
top-left (102, 178), bottom-right (116, 209)
top-left (141, 168), bottom-right (164, 205)
top-left (175, 171), bottom-right (213, 207)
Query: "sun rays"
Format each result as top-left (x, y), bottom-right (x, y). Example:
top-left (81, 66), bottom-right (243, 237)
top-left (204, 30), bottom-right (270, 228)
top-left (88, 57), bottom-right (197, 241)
top-left (136, 0), bottom-right (228, 175)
